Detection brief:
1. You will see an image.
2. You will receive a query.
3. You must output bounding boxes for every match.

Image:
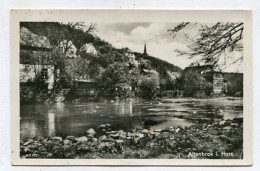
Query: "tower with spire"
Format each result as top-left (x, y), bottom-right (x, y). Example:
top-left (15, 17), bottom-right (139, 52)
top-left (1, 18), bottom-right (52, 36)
top-left (143, 42), bottom-right (148, 56)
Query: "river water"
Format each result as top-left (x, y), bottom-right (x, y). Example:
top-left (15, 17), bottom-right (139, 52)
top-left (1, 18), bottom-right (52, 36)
top-left (20, 97), bottom-right (243, 140)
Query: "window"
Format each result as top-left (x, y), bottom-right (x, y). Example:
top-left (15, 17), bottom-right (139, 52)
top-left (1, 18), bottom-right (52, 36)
top-left (216, 82), bottom-right (223, 87)
top-left (42, 68), bottom-right (48, 79)
top-left (57, 69), bottom-right (60, 78)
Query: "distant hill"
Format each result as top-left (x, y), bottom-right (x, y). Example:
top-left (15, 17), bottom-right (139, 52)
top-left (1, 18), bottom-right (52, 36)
top-left (20, 22), bottom-right (183, 80)
top-left (135, 52), bottom-right (182, 75)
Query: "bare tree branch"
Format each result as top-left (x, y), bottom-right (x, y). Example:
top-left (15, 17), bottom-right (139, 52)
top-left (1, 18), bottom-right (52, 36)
top-left (169, 22), bottom-right (244, 69)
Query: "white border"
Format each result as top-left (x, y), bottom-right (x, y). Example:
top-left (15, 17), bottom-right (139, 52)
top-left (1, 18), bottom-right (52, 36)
top-left (10, 9), bottom-right (252, 166)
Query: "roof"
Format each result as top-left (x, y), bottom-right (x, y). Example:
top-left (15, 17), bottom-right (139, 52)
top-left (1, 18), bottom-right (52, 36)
top-left (74, 79), bottom-right (97, 83)
top-left (184, 65), bottom-right (213, 72)
top-left (143, 69), bottom-right (158, 75)
top-left (125, 48), bottom-right (134, 53)
top-left (115, 83), bottom-right (130, 87)
top-left (20, 27), bottom-right (52, 50)
top-left (203, 71), bottom-right (223, 77)
top-left (80, 43), bottom-right (97, 53)
top-left (20, 27), bottom-right (53, 65)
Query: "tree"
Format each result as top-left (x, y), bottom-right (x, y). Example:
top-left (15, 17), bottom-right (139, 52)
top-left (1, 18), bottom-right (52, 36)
top-left (139, 58), bottom-right (152, 70)
top-left (169, 22), bottom-right (243, 70)
top-left (223, 73), bottom-right (243, 96)
top-left (137, 74), bottom-right (160, 99)
top-left (20, 22), bottom-right (96, 100)
top-left (128, 68), bottom-right (141, 91)
top-left (97, 62), bottom-right (129, 97)
top-left (180, 70), bottom-right (212, 97)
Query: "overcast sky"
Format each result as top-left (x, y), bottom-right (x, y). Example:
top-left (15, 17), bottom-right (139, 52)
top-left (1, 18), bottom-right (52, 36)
top-left (94, 22), bottom-right (243, 72)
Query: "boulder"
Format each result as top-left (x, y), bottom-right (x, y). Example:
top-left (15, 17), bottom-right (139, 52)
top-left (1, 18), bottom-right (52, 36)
top-left (169, 126), bottom-right (174, 132)
top-left (149, 131), bottom-right (155, 135)
top-left (107, 137), bottom-right (115, 142)
top-left (136, 133), bottom-right (144, 138)
top-left (38, 137), bottom-right (44, 142)
top-left (230, 123), bottom-right (239, 127)
top-left (134, 138), bottom-right (140, 143)
top-left (87, 134), bottom-right (94, 138)
top-left (76, 136), bottom-right (88, 142)
top-left (23, 140), bottom-right (33, 146)
top-left (127, 132), bottom-right (134, 137)
top-left (47, 153), bottom-right (53, 158)
top-left (106, 131), bottom-right (118, 134)
top-left (223, 126), bottom-right (232, 130)
top-left (27, 144), bottom-right (38, 150)
top-left (98, 124), bottom-right (106, 129)
top-left (63, 144), bottom-right (72, 151)
top-left (63, 140), bottom-right (70, 145)
top-left (52, 137), bottom-right (63, 142)
top-left (100, 135), bottom-right (107, 142)
top-left (66, 136), bottom-right (75, 141)
top-left (118, 130), bottom-right (127, 138)
top-left (92, 138), bottom-right (98, 142)
top-left (38, 147), bottom-right (47, 152)
top-left (87, 128), bottom-right (96, 135)
top-left (115, 139), bottom-right (124, 144)
top-left (169, 135), bottom-right (175, 140)
top-left (175, 128), bottom-right (181, 133)
top-left (141, 129), bottom-right (149, 134)
top-left (110, 133), bottom-right (120, 139)
top-left (219, 120), bottom-right (226, 125)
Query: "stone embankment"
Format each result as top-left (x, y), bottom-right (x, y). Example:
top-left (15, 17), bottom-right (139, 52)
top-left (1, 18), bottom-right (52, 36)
top-left (20, 118), bottom-right (243, 159)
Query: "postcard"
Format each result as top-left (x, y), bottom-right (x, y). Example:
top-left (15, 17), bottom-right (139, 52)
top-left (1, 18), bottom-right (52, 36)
top-left (11, 9), bottom-right (252, 166)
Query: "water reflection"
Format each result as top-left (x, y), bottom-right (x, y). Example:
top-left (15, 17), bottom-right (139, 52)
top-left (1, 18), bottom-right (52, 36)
top-left (20, 98), bottom-right (243, 140)
top-left (55, 102), bottom-right (65, 113)
top-left (20, 120), bottom-right (37, 138)
top-left (115, 100), bottom-right (133, 116)
top-left (129, 100), bottom-right (133, 115)
top-left (47, 112), bottom-right (55, 137)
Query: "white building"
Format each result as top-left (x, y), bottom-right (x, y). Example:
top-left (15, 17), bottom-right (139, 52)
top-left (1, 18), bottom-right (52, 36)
top-left (59, 40), bottom-right (77, 58)
top-left (80, 43), bottom-right (98, 56)
top-left (125, 49), bottom-right (138, 67)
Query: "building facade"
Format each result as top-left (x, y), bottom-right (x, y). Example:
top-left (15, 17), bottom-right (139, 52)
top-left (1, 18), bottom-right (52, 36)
top-left (80, 43), bottom-right (98, 56)
top-left (20, 27), bottom-right (55, 93)
top-left (124, 48), bottom-right (139, 67)
top-left (204, 71), bottom-right (227, 94)
top-left (183, 65), bottom-right (227, 96)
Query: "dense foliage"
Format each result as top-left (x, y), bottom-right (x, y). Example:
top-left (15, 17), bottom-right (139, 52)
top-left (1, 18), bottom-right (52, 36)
top-left (137, 74), bottom-right (160, 99)
top-left (179, 70), bottom-right (212, 97)
top-left (20, 22), bottom-right (182, 102)
top-left (223, 73), bottom-right (243, 96)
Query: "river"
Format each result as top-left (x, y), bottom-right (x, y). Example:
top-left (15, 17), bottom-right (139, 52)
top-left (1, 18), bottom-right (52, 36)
top-left (20, 97), bottom-right (243, 140)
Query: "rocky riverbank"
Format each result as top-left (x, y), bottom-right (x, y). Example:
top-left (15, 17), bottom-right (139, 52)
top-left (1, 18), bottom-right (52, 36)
top-left (20, 117), bottom-right (243, 159)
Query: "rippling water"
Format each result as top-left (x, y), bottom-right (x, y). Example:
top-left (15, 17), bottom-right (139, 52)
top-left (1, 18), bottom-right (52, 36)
top-left (20, 97), bottom-right (243, 140)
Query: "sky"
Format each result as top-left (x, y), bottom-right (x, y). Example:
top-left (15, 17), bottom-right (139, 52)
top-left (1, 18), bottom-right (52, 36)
top-left (93, 22), bottom-right (243, 72)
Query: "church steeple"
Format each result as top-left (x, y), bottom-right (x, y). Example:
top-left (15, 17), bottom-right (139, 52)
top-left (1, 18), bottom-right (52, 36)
top-left (143, 42), bottom-right (147, 56)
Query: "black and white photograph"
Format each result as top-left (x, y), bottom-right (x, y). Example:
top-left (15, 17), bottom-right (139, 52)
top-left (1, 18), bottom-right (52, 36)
top-left (10, 10), bottom-right (252, 165)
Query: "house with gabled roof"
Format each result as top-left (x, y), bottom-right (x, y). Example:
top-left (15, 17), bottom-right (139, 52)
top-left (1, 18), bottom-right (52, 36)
top-left (20, 27), bottom-right (55, 95)
top-left (80, 43), bottom-right (98, 56)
